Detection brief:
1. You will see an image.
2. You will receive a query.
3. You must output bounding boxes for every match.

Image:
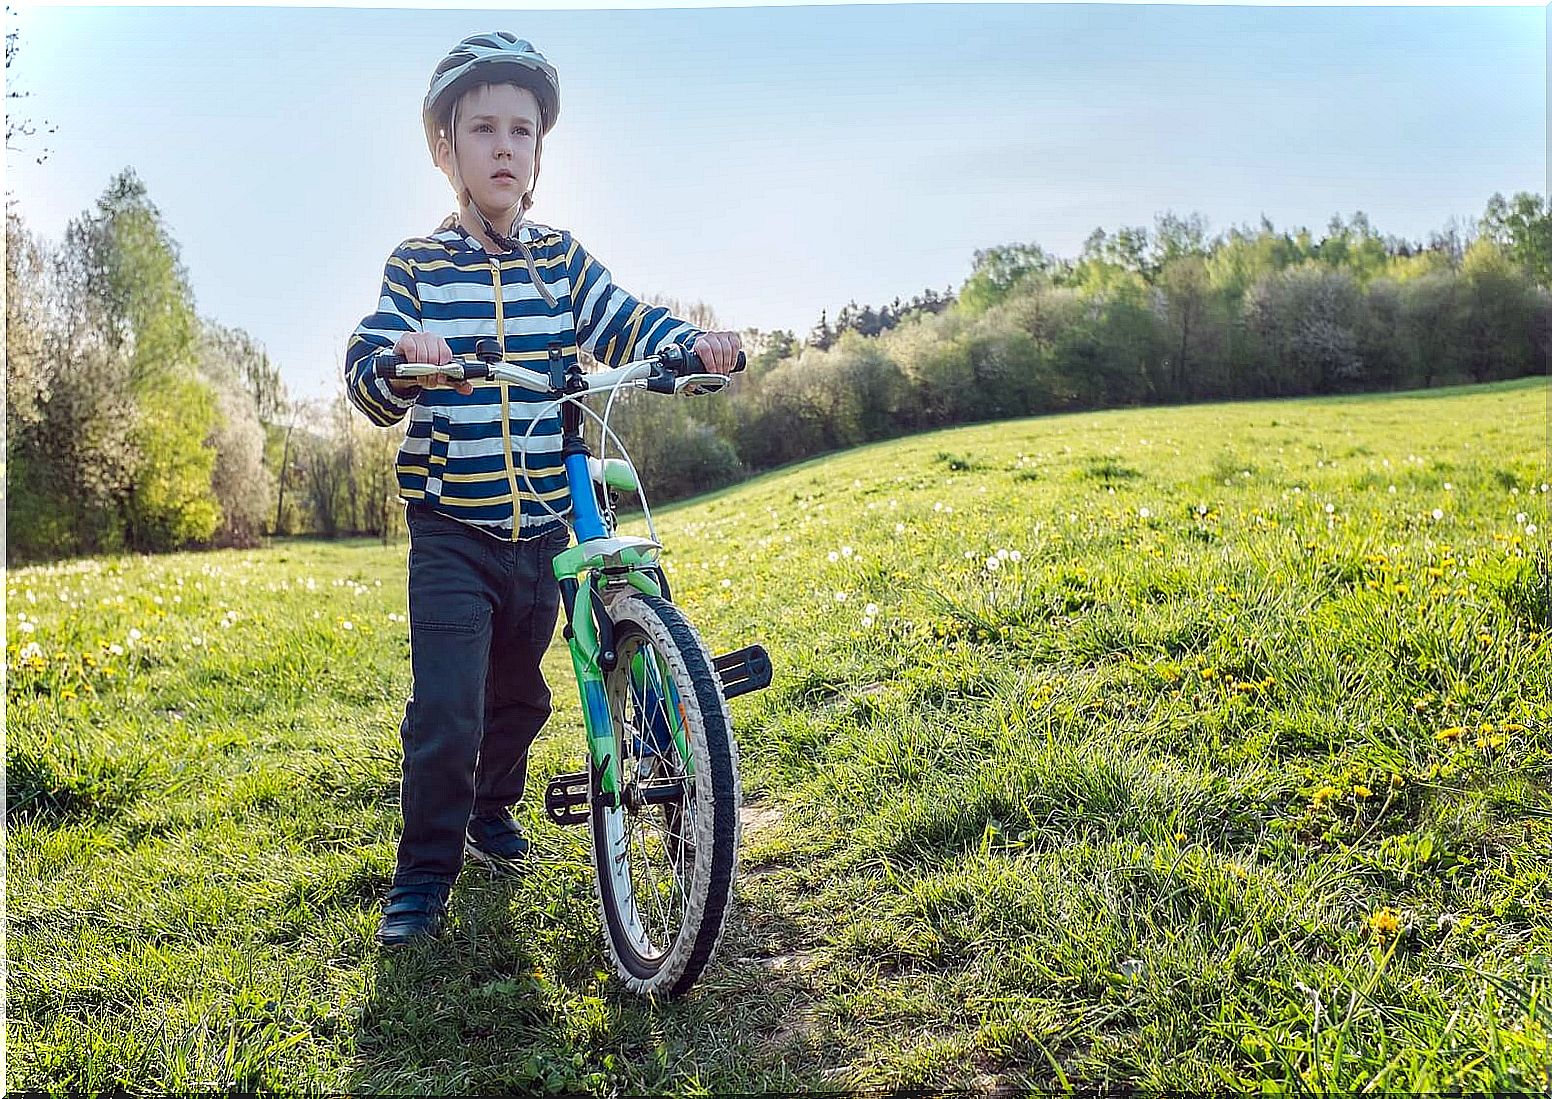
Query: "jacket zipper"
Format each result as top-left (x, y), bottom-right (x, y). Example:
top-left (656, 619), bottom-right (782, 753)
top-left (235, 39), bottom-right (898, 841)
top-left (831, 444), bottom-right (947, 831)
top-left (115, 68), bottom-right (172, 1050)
top-left (492, 256), bottom-right (523, 543)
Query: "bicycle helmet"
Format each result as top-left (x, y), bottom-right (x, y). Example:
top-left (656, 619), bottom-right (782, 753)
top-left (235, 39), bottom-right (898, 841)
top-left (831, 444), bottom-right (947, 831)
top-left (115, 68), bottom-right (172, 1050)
top-left (424, 33), bottom-right (561, 238)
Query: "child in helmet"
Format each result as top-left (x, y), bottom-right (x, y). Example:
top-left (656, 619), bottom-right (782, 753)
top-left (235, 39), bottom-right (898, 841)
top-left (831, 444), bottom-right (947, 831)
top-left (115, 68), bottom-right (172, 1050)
top-left (344, 32), bottom-right (742, 946)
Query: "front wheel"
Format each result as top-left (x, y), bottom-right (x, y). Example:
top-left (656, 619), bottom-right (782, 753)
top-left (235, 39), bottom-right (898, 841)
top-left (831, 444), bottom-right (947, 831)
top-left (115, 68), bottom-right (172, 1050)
top-left (590, 593), bottom-right (741, 996)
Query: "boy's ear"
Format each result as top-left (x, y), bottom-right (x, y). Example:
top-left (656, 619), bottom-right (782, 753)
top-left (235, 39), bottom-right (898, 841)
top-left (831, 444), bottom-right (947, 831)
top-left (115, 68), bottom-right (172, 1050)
top-left (433, 134), bottom-right (454, 179)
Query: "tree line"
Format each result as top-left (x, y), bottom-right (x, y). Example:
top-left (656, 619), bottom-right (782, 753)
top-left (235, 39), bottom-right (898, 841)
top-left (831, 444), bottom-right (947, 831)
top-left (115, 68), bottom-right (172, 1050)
top-left (611, 195), bottom-right (1550, 503)
top-left (6, 171), bottom-right (1548, 562)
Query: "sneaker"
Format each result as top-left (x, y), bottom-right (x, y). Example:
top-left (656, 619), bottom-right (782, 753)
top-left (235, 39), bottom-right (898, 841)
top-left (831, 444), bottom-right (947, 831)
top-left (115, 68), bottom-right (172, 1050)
top-left (465, 809), bottom-right (532, 875)
top-left (375, 881), bottom-right (449, 947)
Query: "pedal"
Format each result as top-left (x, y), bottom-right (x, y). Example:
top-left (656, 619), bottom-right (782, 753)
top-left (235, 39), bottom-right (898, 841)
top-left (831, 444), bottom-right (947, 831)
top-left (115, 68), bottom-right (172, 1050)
top-left (543, 769), bottom-right (590, 826)
top-left (713, 644), bottom-right (773, 700)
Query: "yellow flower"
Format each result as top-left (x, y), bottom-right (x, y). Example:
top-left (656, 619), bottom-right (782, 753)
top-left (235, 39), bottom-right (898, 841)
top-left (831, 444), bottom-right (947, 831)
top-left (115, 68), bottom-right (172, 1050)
top-left (1368, 907), bottom-right (1402, 940)
top-left (1353, 785), bottom-right (1372, 798)
top-left (1479, 722), bottom-right (1495, 733)
top-left (1436, 726), bottom-right (1464, 743)
top-left (1226, 862), bottom-right (1249, 880)
top-left (1174, 831), bottom-right (1187, 843)
top-left (1311, 785), bottom-right (1340, 809)
top-left (1477, 634), bottom-right (1493, 646)
top-left (1390, 773), bottom-right (1405, 789)
top-left (1201, 667), bottom-right (1217, 679)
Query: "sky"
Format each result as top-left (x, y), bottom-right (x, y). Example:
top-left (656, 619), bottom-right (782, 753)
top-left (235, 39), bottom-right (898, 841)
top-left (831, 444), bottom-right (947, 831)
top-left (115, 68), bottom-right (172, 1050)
top-left (5, 2), bottom-right (1546, 400)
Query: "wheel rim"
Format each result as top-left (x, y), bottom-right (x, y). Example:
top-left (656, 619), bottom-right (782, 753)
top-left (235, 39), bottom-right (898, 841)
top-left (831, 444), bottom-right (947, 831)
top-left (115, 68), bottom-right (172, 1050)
top-left (600, 628), bottom-right (699, 966)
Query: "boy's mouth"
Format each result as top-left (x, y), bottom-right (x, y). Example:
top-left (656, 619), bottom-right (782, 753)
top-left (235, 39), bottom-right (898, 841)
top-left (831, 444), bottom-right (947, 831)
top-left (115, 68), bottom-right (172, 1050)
top-left (492, 170), bottom-right (516, 180)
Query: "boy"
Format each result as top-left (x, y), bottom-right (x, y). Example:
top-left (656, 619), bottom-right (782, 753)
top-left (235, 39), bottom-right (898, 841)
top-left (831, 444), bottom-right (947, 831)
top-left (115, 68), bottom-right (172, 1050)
top-left (344, 32), bottom-right (741, 946)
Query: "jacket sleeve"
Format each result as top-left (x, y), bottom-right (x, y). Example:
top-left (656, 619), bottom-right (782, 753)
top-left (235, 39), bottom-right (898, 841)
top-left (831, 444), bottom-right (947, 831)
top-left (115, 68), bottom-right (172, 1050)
top-left (564, 233), bottom-right (705, 368)
top-left (343, 246), bottom-right (422, 427)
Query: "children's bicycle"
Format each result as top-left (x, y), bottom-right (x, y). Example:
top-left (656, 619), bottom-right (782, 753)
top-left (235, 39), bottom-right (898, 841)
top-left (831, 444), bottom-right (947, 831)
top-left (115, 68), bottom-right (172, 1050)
top-left (372, 339), bottom-right (771, 997)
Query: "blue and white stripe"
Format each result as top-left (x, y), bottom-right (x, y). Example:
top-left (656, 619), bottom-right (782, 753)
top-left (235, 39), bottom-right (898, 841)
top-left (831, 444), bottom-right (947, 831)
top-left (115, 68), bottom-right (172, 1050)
top-left (344, 216), bottom-right (702, 538)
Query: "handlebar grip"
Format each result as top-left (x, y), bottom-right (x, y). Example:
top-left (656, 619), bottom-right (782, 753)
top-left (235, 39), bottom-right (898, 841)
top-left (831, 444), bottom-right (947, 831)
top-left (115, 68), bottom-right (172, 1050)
top-left (371, 353), bottom-right (489, 382)
top-left (372, 352), bottom-right (407, 379)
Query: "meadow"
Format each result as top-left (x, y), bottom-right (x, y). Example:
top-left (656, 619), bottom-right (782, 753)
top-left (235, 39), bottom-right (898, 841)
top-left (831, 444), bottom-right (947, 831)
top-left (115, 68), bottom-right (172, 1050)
top-left (7, 377), bottom-right (1550, 1093)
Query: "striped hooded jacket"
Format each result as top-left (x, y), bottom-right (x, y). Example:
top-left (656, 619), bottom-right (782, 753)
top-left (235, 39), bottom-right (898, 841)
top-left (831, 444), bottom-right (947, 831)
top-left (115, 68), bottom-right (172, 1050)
top-left (344, 215), bottom-right (703, 539)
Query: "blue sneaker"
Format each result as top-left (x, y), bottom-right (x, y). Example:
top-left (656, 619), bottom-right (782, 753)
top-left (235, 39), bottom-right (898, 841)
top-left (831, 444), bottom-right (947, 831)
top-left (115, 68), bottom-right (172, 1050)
top-left (465, 809), bottom-right (532, 875)
top-left (375, 881), bottom-right (449, 947)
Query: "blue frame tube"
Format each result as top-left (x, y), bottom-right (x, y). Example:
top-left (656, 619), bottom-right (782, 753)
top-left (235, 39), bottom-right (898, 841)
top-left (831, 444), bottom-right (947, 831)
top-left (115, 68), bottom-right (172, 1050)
top-left (565, 451), bottom-right (607, 542)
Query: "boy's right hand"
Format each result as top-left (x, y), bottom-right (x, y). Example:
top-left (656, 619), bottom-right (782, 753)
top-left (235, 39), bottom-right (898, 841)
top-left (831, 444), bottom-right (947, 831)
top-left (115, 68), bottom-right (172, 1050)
top-left (387, 333), bottom-right (474, 396)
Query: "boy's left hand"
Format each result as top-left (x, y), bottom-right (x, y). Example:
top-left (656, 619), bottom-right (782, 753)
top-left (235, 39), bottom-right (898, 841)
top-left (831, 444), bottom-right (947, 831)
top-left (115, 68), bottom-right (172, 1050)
top-left (692, 331), bottom-right (742, 375)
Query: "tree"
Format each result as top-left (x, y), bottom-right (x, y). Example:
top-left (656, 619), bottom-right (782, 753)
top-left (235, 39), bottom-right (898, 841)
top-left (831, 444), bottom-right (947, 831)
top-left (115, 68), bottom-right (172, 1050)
top-left (5, 8), bottom-right (56, 165)
top-left (1480, 192), bottom-right (1552, 288)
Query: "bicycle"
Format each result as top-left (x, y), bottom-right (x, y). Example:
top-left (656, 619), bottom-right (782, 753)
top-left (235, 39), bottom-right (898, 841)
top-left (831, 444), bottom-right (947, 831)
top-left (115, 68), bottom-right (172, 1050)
top-left (372, 338), bottom-right (772, 997)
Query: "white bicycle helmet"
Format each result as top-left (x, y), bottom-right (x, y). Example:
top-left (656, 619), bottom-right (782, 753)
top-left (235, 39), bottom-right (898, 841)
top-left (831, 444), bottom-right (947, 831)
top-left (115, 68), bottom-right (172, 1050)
top-left (423, 33), bottom-right (561, 234)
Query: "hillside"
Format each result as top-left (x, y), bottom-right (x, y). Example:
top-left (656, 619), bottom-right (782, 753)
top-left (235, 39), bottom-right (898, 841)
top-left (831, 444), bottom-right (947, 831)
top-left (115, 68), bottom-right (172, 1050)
top-left (7, 378), bottom-right (1549, 1092)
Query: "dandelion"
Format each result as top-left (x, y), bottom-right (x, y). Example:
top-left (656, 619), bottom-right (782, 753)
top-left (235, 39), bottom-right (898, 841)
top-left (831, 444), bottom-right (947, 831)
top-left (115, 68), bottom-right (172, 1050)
top-left (1353, 785), bottom-right (1372, 798)
top-left (1436, 726), bottom-right (1464, 743)
top-left (841, 546), bottom-right (854, 558)
top-left (342, 620), bottom-right (355, 631)
top-left (894, 523), bottom-right (905, 535)
top-left (1431, 509), bottom-right (1444, 521)
top-left (1226, 862), bottom-right (1249, 880)
top-left (1516, 513), bottom-right (1527, 524)
top-left (16, 620), bottom-right (35, 634)
top-left (1388, 485), bottom-right (1397, 494)
top-left (153, 595), bottom-right (164, 606)
top-left (107, 643), bottom-right (124, 656)
top-left (864, 603), bottom-right (879, 616)
top-left (19, 641), bottom-right (43, 662)
top-left (1311, 785), bottom-right (1339, 808)
top-left (996, 548), bottom-right (1009, 560)
top-left (834, 592), bottom-right (848, 603)
top-left (827, 551), bottom-right (839, 562)
top-left (1390, 773), bottom-right (1404, 789)
top-left (1173, 831), bottom-right (1186, 843)
top-left (1138, 507), bottom-right (1151, 519)
top-left (933, 502), bottom-right (944, 512)
top-left (1444, 482), bottom-right (1453, 491)
top-left (985, 556), bottom-right (1001, 571)
top-left (1528, 524), bottom-right (1538, 536)
top-left (1009, 550), bottom-right (1022, 563)
top-left (1324, 503), bottom-right (1336, 515)
top-left (191, 636), bottom-right (205, 647)
top-left (860, 616), bottom-right (874, 629)
top-left (1368, 907), bottom-right (1401, 941)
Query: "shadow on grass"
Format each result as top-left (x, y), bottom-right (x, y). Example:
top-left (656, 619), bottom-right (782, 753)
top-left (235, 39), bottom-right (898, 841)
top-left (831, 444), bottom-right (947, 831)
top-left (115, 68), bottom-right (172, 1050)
top-left (348, 855), bottom-right (825, 1093)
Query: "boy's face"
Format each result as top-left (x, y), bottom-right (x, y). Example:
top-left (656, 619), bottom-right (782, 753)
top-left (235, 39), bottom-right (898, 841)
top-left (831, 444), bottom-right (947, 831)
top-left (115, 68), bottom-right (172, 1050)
top-left (436, 82), bottom-right (541, 222)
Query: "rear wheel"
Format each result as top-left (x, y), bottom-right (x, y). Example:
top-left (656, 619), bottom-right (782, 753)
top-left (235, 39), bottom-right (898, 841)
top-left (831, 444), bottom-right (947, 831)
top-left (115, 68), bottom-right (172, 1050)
top-left (590, 592), bottom-right (741, 996)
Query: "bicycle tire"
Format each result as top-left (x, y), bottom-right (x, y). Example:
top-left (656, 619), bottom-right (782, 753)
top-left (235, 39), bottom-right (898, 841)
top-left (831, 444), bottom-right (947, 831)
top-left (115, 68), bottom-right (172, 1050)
top-left (589, 592), bottom-right (741, 996)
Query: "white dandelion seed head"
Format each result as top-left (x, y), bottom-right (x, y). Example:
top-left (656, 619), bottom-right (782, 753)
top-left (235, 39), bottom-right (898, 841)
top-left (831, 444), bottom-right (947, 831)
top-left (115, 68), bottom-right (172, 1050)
top-left (864, 602), bottom-right (879, 616)
top-left (827, 551), bottom-right (839, 562)
top-left (1432, 509), bottom-right (1444, 521)
top-left (985, 557), bottom-right (1001, 571)
top-left (1009, 550), bottom-right (1022, 562)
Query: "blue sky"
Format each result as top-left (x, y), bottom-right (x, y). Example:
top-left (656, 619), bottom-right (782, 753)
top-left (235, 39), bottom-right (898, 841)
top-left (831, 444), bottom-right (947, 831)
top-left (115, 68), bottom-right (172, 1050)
top-left (5, 2), bottom-right (1545, 399)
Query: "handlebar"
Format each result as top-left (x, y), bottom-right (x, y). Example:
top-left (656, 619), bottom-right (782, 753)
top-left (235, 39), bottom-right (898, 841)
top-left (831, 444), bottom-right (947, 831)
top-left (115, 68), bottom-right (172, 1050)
top-left (370, 337), bottom-right (745, 398)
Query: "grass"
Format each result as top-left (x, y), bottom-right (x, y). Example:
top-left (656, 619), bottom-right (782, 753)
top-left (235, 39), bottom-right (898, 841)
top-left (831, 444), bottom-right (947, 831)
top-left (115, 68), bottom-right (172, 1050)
top-left (7, 376), bottom-right (1551, 1093)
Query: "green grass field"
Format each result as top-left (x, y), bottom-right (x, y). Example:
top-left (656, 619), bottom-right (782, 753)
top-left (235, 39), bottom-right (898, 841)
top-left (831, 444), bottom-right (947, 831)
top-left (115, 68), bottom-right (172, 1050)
top-left (8, 377), bottom-right (1550, 1093)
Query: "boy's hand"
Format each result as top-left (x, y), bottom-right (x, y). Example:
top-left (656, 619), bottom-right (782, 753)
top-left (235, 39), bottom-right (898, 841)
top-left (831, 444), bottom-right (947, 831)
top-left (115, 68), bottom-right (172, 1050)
top-left (387, 333), bottom-right (474, 396)
top-left (692, 331), bottom-right (743, 375)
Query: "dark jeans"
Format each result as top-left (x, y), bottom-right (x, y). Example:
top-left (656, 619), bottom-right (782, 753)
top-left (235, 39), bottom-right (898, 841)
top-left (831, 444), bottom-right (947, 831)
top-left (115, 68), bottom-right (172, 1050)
top-left (395, 503), bottom-right (569, 886)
